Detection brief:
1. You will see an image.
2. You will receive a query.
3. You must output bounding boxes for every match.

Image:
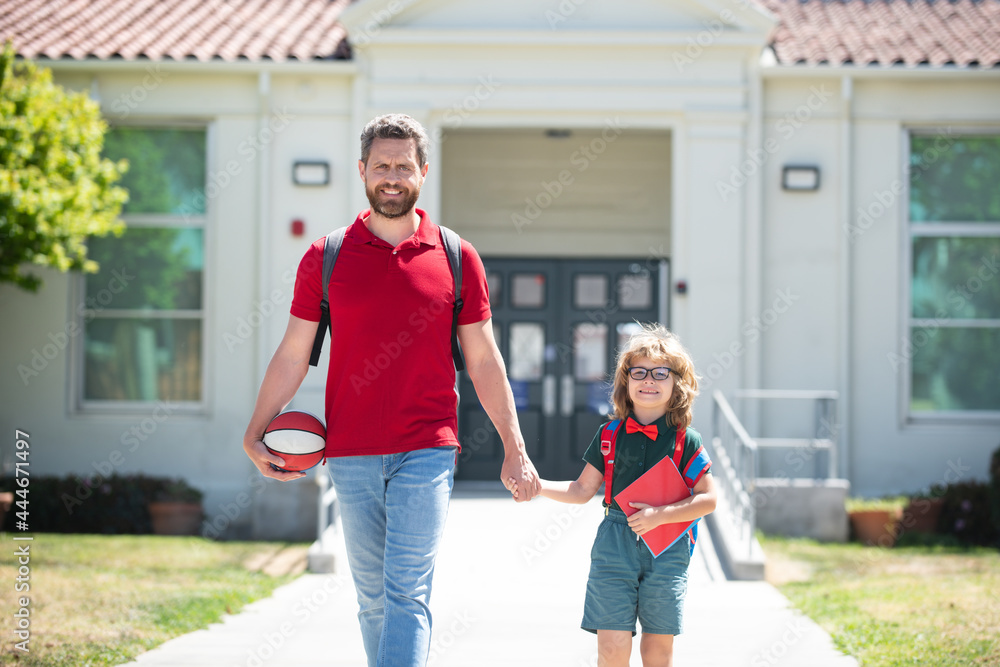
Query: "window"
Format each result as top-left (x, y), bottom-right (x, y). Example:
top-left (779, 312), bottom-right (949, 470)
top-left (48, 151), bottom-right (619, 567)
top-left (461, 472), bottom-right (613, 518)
top-left (510, 273), bottom-right (546, 308)
top-left (508, 323), bottom-right (545, 381)
top-left (906, 132), bottom-right (1000, 416)
top-left (79, 127), bottom-right (208, 407)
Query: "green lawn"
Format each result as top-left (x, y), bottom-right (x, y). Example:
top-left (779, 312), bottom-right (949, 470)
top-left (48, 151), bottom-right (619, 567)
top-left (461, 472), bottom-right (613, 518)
top-left (761, 535), bottom-right (1000, 666)
top-left (0, 534), bottom-right (304, 667)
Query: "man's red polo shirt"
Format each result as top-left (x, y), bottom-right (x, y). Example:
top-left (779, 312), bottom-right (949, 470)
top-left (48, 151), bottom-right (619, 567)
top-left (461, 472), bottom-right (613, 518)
top-left (290, 209), bottom-right (492, 457)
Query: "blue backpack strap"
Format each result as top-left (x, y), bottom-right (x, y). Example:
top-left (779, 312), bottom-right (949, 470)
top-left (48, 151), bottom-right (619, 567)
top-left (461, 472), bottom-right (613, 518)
top-left (673, 426), bottom-right (698, 555)
top-left (308, 226), bottom-right (347, 367)
top-left (438, 225), bottom-right (465, 372)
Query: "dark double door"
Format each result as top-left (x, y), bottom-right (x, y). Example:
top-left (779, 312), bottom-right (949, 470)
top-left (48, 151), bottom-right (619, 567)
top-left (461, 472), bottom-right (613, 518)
top-left (457, 258), bottom-right (664, 481)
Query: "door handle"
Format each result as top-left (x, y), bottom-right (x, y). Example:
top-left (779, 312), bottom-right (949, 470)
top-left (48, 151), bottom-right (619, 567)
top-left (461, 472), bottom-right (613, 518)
top-left (542, 375), bottom-right (556, 417)
top-left (560, 374), bottom-right (574, 417)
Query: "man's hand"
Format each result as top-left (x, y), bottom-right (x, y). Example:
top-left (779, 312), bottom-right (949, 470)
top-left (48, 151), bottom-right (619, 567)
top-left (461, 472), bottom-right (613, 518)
top-left (501, 450), bottom-right (540, 502)
top-left (244, 437), bottom-right (307, 481)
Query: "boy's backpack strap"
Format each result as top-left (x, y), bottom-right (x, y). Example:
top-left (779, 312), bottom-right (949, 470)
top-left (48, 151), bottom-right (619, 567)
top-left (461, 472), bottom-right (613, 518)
top-left (308, 226), bottom-right (347, 367)
top-left (671, 426), bottom-right (698, 555)
top-left (438, 225), bottom-right (465, 372)
top-left (672, 426), bottom-right (686, 470)
top-left (600, 420), bottom-right (624, 510)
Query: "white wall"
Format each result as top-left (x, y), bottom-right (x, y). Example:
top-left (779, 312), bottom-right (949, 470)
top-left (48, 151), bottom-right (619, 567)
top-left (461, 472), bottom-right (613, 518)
top-left (440, 128), bottom-right (671, 257)
top-left (846, 78), bottom-right (1000, 495)
top-left (759, 73), bottom-right (1000, 495)
top-left (750, 77), bottom-right (844, 467)
top-left (0, 66), bottom-right (354, 539)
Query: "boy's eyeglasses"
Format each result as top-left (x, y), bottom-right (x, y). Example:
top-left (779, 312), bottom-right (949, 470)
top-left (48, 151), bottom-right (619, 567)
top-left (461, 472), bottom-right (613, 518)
top-left (628, 367), bottom-right (675, 381)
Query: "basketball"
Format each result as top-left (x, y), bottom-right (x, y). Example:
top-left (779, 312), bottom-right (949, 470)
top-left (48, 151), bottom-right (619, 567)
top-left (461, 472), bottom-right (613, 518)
top-left (263, 410), bottom-right (326, 472)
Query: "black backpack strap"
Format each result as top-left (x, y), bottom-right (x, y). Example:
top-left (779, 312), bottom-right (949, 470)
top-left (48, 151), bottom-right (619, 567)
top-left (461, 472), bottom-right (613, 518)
top-left (308, 227), bottom-right (347, 367)
top-left (438, 225), bottom-right (465, 372)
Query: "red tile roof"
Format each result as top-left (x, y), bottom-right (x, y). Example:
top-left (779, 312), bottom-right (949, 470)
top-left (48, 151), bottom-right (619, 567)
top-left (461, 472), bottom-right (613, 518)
top-left (759, 0), bottom-right (1000, 67)
top-left (0, 0), bottom-right (352, 62)
top-left (1, 0), bottom-right (998, 67)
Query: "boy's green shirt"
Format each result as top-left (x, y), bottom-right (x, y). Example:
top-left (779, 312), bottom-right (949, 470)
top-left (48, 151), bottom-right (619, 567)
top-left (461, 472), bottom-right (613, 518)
top-left (582, 415), bottom-right (709, 512)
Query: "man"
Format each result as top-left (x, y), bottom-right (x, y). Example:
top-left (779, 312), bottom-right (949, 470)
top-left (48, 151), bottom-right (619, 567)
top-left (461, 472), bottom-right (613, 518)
top-left (242, 113), bottom-right (540, 667)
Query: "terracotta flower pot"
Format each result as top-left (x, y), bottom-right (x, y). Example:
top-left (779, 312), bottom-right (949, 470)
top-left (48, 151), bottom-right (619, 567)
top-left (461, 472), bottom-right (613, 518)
top-left (850, 509), bottom-right (901, 547)
top-left (901, 497), bottom-right (944, 534)
top-left (148, 502), bottom-right (203, 536)
top-left (0, 492), bottom-right (13, 530)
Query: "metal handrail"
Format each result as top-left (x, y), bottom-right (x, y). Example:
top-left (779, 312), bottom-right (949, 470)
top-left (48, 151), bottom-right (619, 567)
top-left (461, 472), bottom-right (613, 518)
top-left (732, 389), bottom-right (839, 479)
top-left (709, 390), bottom-right (758, 559)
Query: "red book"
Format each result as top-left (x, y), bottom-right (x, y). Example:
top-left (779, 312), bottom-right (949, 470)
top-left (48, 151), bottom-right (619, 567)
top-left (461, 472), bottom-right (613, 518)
top-left (614, 454), bottom-right (697, 557)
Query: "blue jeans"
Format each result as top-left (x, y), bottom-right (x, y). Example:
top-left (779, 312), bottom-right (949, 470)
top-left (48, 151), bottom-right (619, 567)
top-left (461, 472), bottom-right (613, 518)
top-left (328, 446), bottom-right (457, 667)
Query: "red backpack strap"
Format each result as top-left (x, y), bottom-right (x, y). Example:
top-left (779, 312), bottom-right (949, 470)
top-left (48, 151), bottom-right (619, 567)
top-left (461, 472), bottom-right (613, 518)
top-left (600, 420), bottom-right (623, 510)
top-left (672, 426), bottom-right (686, 469)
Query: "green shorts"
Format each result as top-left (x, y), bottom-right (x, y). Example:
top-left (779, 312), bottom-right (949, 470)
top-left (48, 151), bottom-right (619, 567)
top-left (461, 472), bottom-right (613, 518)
top-left (581, 509), bottom-right (690, 636)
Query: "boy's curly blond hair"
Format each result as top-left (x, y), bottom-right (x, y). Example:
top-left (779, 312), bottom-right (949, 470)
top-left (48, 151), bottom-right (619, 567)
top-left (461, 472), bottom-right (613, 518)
top-left (610, 323), bottom-right (700, 429)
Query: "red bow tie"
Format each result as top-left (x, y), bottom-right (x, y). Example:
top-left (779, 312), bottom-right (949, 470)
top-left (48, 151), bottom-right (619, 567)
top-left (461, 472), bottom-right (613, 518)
top-left (625, 418), bottom-right (658, 440)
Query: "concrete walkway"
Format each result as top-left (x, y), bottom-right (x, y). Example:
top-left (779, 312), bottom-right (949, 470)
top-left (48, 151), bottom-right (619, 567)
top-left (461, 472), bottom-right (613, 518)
top-left (126, 485), bottom-right (857, 667)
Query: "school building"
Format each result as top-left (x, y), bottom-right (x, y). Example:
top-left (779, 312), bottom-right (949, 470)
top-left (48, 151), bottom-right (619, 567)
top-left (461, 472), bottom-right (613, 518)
top-left (1, 0), bottom-right (998, 542)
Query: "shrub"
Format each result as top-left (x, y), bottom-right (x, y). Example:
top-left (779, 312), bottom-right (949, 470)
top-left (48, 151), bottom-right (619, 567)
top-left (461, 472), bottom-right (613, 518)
top-left (153, 477), bottom-right (204, 503)
top-left (0, 41), bottom-right (128, 291)
top-left (0, 474), bottom-right (202, 534)
top-left (936, 480), bottom-right (999, 547)
top-left (845, 496), bottom-right (908, 513)
top-left (990, 445), bottom-right (1000, 535)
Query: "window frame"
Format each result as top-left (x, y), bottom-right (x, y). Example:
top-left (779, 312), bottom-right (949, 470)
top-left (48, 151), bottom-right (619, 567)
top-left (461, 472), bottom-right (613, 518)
top-left (900, 126), bottom-right (1000, 424)
top-left (72, 121), bottom-right (214, 415)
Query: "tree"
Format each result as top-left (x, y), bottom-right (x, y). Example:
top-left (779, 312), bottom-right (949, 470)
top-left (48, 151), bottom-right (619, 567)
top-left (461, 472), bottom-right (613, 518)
top-left (0, 41), bottom-right (128, 291)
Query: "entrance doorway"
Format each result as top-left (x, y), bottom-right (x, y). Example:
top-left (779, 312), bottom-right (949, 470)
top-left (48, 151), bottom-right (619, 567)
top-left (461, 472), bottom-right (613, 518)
top-left (457, 258), bottom-right (665, 481)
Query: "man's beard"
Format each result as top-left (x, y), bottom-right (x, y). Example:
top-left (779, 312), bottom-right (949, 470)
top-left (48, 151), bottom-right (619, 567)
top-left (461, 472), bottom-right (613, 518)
top-left (365, 182), bottom-right (420, 218)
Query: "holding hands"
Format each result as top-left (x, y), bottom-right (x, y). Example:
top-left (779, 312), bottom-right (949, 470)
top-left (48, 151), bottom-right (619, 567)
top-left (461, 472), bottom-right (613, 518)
top-left (501, 450), bottom-right (540, 502)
